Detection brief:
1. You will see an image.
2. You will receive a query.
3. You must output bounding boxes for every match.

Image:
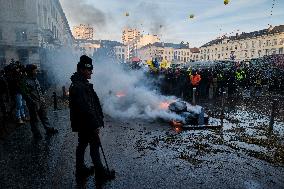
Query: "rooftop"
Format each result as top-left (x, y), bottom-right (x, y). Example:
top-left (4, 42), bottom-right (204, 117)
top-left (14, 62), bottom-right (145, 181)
top-left (201, 25), bottom-right (284, 48)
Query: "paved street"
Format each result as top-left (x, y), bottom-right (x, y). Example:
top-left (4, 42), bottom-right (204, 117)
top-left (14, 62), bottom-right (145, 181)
top-left (0, 104), bottom-right (284, 189)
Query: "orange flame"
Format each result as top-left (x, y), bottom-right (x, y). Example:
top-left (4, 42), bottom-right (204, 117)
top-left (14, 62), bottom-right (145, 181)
top-left (116, 91), bottom-right (126, 98)
top-left (170, 120), bottom-right (183, 127)
top-left (159, 101), bottom-right (170, 110)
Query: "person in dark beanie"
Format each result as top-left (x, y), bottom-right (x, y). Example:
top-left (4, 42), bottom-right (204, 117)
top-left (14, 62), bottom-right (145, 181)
top-left (23, 64), bottom-right (58, 139)
top-left (69, 55), bottom-right (115, 181)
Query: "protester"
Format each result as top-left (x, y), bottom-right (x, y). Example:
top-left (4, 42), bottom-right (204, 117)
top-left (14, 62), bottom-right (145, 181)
top-left (23, 64), bottom-right (58, 139)
top-left (4, 61), bottom-right (29, 124)
top-left (69, 55), bottom-right (115, 180)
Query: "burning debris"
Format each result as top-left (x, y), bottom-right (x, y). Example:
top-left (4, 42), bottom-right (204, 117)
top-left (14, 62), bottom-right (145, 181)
top-left (168, 101), bottom-right (209, 126)
top-left (115, 91), bottom-right (126, 98)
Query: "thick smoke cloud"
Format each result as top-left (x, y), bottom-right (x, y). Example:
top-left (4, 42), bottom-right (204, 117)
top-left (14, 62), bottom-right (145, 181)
top-left (60, 0), bottom-right (107, 28)
top-left (129, 2), bottom-right (168, 36)
top-left (93, 59), bottom-right (184, 122)
top-left (41, 48), bottom-right (78, 88)
top-left (43, 48), bottom-right (183, 122)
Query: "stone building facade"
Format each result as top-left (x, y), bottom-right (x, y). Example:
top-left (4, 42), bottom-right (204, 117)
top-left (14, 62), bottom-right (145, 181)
top-left (122, 28), bottom-right (141, 44)
top-left (137, 42), bottom-right (200, 63)
top-left (199, 25), bottom-right (284, 61)
top-left (114, 45), bottom-right (127, 63)
top-left (74, 39), bottom-right (100, 58)
top-left (72, 24), bottom-right (94, 40)
top-left (0, 0), bottom-right (74, 68)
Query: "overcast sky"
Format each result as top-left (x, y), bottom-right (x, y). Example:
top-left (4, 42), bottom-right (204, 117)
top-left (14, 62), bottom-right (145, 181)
top-left (59, 0), bottom-right (284, 47)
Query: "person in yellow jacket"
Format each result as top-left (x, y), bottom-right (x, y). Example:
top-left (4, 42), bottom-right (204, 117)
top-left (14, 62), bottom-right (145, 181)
top-left (160, 59), bottom-right (168, 69)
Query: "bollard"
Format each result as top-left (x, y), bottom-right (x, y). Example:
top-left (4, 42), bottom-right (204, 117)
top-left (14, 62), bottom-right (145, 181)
top-left (192, 87), bottom-right (196, 105)
top-left (52, 92), bottom-right (58, 111)
top-left (221, 91), bottom-right (226, 127)
top-left (62, 86), bottom-right (66, 100)
top-left (269, 99), bottom-right (277, 131)
top-left (209, 84), bottom-right (213, 100)
top-left (198, 107), bottom-right (205, 125)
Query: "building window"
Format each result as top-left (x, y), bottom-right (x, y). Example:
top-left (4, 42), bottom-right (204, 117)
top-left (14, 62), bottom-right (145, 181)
top-left (258, 50), bottom-right (261, 56)
top-left (273, 39), bottom-right (277, 46)
top-left (17, 49), bottom-right (29, 64)
top-left (0, 29), bottom-right (2, 40)
top-left (279, 48), bottom-right (283, 54)
top-left (252, 41), bottom-right (255, 48)
top-left (280, 39), bottom-right (284, 45)
top-left (16, 29), bottom-right (27, 41)
top-left (259, 40), bottom-right (262, 47)
top-left (0, 48), bottom-right (5, 67)
top-left (266, 40), bottom-right (270, 46)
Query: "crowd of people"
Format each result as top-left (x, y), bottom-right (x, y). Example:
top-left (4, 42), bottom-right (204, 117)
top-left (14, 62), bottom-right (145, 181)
top-left (146, 55), bottom-right (284, 100)
top-left (0, 59), bottom-right (58, 139)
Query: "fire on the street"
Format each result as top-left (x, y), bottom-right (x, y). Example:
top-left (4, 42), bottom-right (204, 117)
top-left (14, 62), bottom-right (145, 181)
top-left (170, 120), bottom-right (183, 127)
top-left (159, 102), bottom-right (170, 110)
top-left (116, 91), bottom-right (126, 98)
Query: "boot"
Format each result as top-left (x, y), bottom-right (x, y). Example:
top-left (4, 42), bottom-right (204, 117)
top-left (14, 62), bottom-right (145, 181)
top-left (95, 167), bottom-right (115, 181)
top-left (23, 116), bottom-right (30, 121)
top-left (76, 165), bottom-right (95, 178)
top-left (17, 118), bottom-right (24, 124)
top-left (45, 127), bottom-right (58, 136)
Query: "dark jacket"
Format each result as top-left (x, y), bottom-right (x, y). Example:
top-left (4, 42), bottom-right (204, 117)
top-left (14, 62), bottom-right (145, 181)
top-left (23, 75), bottom-right (45, 110)
top-left (0, 74), bottom-right (8, 95)
top-left (69, 72), bottom-right (104, 132)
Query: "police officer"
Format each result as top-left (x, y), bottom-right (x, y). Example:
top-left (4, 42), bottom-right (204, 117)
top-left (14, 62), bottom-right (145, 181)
top-left (24, 64), bottom-right (58, 139)
top-left (69, 55), bottom-right (115, 180)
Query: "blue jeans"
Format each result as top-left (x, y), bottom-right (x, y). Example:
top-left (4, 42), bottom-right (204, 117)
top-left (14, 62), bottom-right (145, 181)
top-left (15, 93), bottom-right (26, 119)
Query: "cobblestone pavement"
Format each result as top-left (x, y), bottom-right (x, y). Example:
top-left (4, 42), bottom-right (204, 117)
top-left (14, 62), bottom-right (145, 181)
top-left (0, 106), bottom-right (284, 189)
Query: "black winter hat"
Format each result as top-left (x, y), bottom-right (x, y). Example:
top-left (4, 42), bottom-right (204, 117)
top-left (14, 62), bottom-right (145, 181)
top-left (77, 55), bottom-right (93, 70)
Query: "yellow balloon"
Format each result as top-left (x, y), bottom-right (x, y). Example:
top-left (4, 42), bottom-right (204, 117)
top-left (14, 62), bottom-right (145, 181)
top-left (224, 0), bottom-right (229, 5)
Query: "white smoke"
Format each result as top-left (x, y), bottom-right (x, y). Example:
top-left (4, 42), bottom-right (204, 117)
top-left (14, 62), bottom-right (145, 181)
top-left (46, 49), bottom-right (78, 86)
top-left (92, 60), bottom-right (185, 122)
top-left (43, 49), bottom-right (185, 122)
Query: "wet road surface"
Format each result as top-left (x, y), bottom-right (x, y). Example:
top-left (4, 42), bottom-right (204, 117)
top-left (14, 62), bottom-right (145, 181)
top-left (0, 106), bottom-right (284, 189)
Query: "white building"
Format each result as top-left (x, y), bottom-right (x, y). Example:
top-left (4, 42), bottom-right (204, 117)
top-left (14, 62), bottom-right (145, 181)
top-left (72, 24), bottom-right (94, 40)
top-left (114, 45), bottom-right (127, 63)
top-left (137, 42), bottom-right (199, 63)
top-left (125, 34), bottom-right (161, 60)
top-left (199, 25), bottom-right (284, 61)
top-left (74, 39), bottom-right (100, 58)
